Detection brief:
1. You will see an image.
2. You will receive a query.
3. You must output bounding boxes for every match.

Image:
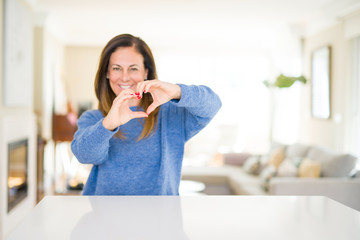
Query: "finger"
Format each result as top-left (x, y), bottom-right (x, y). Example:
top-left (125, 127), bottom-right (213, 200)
top-left (146, 102), bottom-right (159, 115)
top-left (114, 93), bottom-right (132, 103)
top-left (133, 85), bottom-right (141, 100)
top-left (136, 81), bottom-right (148, 96)
top-left (130, 111), bottom-right (149, 119)
top-left (129, 92), bottom-right (142, 100)
top-left (113, 89), bottom-right (133, 101)
top-left (137, 79), bottom-right (158, 95)
top-left (144, 80), bottom-right (162, 93)
top-left (117, 88), bottom-right (134, 97)
top-left (113, 92), bottom-right (136, 106)
top-left (144, 83), bottom-right (152, 94)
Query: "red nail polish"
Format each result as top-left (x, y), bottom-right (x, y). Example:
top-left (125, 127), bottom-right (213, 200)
top-left (135, 92), bottom-right (140, 96)
top-left (144, 90), bottom-right (147, 93)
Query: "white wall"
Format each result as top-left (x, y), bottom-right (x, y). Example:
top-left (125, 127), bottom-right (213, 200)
top-left (0, 0), bottom-right (37, 239)
top-left (0, 0), bottom-right (3, 236)
top-left (343, 10), bottom-right (360, 161)
top-left (299, 23), bottom-right (350, 151)
top-left (2, 0), bottom-right (33, 108)
top-left (63, 46), bottom-right (101, 112)
top-left (33, 20), bottom-right (67, 140)
top-left (42, 29), bottom-right (66, 139)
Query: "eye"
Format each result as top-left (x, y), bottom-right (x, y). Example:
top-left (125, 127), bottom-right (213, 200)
top-left (112, 66), bottom-right (121, 71)
top-left (130, 67), bottom-right (139, 71)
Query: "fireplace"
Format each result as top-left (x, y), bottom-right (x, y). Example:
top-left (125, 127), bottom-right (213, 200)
top-left (0, 113), bottom-right (37, 239)
top-left (7, 139), bottom-right (28, 213)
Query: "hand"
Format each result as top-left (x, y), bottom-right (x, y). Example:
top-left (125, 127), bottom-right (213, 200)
top-left (102, 89), bottom-right (148, 131)
top-left (136, 80), bottom-right (181, 115)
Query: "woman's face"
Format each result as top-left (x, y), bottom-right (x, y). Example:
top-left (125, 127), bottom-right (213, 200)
top-left (107, 46), bottom-right (148, 96)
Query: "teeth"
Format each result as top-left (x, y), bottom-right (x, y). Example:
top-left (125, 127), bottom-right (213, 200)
top-left (120, 85), bottom-right (131, 89)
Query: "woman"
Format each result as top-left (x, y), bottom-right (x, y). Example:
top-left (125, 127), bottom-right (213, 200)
top-left (71, 34), bottom-right (222, 195)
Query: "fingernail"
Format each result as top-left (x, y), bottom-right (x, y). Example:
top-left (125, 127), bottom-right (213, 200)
top-left (135, 92), bottom-right (140, 96)
top-left (143, 90), bottom-right (147, 93)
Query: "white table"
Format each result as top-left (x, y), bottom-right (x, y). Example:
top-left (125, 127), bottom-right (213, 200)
top-left (6, 196), bottom-right (360, 240)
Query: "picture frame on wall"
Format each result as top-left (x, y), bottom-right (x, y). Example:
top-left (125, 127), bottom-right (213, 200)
top-left (311, 46), bottom-right (331, 119)
top-left (2, 0), bottom-right (33, 107)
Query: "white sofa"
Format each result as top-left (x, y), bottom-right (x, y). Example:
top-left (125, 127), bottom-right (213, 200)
top-left (181, 143), bottom-right (360, 211)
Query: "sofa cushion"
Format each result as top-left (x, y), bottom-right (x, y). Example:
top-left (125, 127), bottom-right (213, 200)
top-left (243, 156), bottom-right (261, 175)
top-left (236, 182), bottom-right (268, 195)
top-left (270, 141), bottom-right (287, 153)
top-left (298, 158), bottom-right (321, 178)
top-left (259, 165), bottom-right (277, 191)
top-left (350, 168), bottom-right (360, 178)
top-left (277, 158), bottom-right (298, 177)
top-left (307, 146), bottom-right (357, 177)
top-left (223, 152), bottom-right (252, 166)
top-left (229, 168), bottom-right (265, 195)
top-left (267, 147), bottom-right (285, 168)
top-left (285, 143), bottom-right (310, 158)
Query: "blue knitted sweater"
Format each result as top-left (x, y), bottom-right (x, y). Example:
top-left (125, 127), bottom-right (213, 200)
top-left (71, 84), bottom-right (221, 195)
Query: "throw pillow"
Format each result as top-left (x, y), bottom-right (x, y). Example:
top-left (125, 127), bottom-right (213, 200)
top-left (243, 155), bottom-right (261, 175)
top-left (210, 153), bottom-right (224, 166)
top-left (350, 168), bottom-right (360, 178)
top-left (267, 147), bottom-right (285, 168)
top-left (260, 165), bottom-right (277, 192)
top-left (258, 155), bottom-right (271, 174)
top-left (223, 152), bottom-right (252, 166)
top-left (277, 158), bottom-right (298, 177)
top-left (307, 146), bottom-right (357, 177)
top-left (298, 158), bottom-right (321, 178)
top-left (291, 156), bottom-right (304, 168)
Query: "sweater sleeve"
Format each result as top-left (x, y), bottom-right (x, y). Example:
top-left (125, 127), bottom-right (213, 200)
top-left (170, 84), bottom-right (222, 141)
top-left (71, 110), bottom-right (118, 165)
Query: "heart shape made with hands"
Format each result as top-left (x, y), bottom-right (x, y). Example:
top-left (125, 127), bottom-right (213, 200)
top-left (129, 92), bottom-right (166, 116)
top-left (131, 80), bottom-right (180, 115)
top-left (127, 91), bottom-right (158, 116)
top-left (141, 85), bottom-right (178, 115)
top-left (104, 81), bottom-right (180, 131)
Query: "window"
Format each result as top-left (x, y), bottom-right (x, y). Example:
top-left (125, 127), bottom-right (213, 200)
top-left (348, 37), bottom-right (360, 168)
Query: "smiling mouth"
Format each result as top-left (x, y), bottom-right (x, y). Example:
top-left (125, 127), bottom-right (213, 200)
top-left (120, 85), bottom-right (132, 89)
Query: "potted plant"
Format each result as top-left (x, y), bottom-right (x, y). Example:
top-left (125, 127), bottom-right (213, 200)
top-left (263, 74), bottom-right (307, 142)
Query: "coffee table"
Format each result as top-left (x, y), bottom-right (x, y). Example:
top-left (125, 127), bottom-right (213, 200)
top-left (5, 195), bottom-right (360, 240)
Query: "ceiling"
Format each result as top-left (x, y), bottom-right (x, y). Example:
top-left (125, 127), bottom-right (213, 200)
top-left (28, 0), bottom-right (360, 51)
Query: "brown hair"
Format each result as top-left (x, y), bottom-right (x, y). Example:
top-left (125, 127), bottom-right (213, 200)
top-left (94, 34), bottom-right (159, 140)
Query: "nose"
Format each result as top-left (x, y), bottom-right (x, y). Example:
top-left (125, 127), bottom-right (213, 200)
top-left (121, 70), bottom-right (130, 82)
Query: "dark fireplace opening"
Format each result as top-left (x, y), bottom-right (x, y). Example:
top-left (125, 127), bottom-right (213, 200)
top-left (8, 139), bottom-right (28, 213)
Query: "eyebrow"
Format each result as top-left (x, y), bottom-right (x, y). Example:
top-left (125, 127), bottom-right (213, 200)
top-left (111, 64), bottom-right (140, 68)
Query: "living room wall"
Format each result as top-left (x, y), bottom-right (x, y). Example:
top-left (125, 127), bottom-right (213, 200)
top-left (299, 23), bottom-right (350, 152)
top-left (63, 46), bottom-right (102, 113)
top-left (0, 0), bottom-right (3, 113)
top-left (0, 0), bottom-right (37, 238)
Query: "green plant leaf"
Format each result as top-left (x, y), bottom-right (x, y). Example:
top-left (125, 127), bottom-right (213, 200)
top-left (266, 74), bottom-right (307, 88)
top-left (263, 80), bottom-right (271, 88)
